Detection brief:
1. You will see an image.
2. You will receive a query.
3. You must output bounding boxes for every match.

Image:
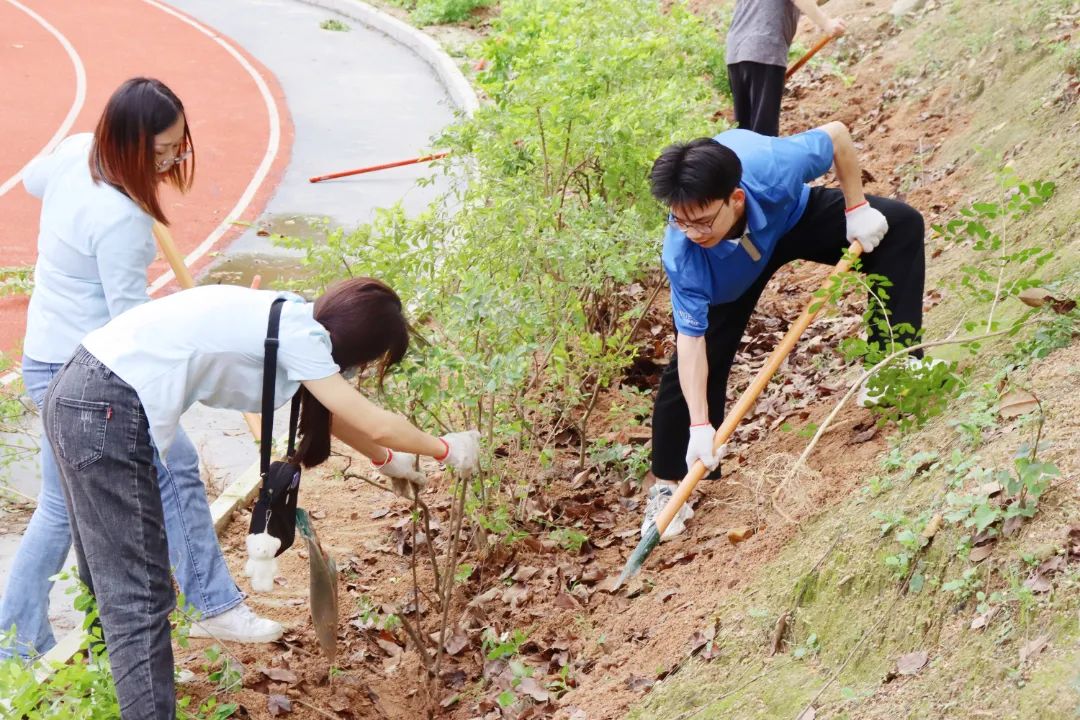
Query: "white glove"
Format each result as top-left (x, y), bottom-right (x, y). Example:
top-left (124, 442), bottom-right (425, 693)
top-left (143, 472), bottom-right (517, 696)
top-left (845, 201), bottom-right (888, 253)
top-left (373, 450), bottom-right (427, 498)
top-left (436, 430), bottom-right (481, 477)
top-left (685, 424), bottom-right (722, 472)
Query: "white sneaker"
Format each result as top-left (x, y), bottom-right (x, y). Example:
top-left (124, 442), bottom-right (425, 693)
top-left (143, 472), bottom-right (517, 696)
top-left (640, 482), bottom-right (693, 541)
top-left (858, 356), bottom-right (950, 408)
top-left (187, 603), bottom-right (283, 643)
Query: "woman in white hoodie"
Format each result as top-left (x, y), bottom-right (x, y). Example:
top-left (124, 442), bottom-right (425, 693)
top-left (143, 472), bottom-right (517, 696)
top-left (0, 77), bottom-right (279, 660)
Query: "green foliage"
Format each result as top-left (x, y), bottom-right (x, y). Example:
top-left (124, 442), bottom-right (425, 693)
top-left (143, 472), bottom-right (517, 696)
top-left (356, 595), bottom-right (402, 631)
top-left (388, 0), bottom-right (490, 25)
top-left (587, 437), bottom-right (650, 481)
top-left (277, 0), bottom-right (725, 539)
top-left (0, 573), bottom-right (238, 719)
top-left (944, 452), bottom-right (1060, 536)
top-left (931, 172), bottom-right (1056, 327)
top-left (202, 645), bottom-right (242, 694)
top-left (0, 266), bottom-right (33, 297)
top-left (791, 632), bottom-right (820, 660)
top-left (0, 377), bottom-right (35, 488)
top-left (481, 627), bottom-right (528, 660)
top-left (549, 527), bottom-right (589, 554)
top-left (319, 18), bottom-right (350, 31)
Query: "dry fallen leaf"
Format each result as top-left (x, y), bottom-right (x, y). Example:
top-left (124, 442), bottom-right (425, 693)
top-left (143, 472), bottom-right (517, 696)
top-left (727, 526), bottom-right (756, 545)
top-left (444, 631), bottom-right (469, 656)
top-left (1018, 287), bottom-right (1055, 308)
top-left (1024, 573), bottom-right (1053, 593)
top-left (516, 677), bottom-right (550, 703)
top-left (970, 606), bottom-right (999, 631)
top-left (1017, 287), bottom-right (1076, 313)
top-left (376, 637), bottom-right (402, 657)
top-left (922, 514), bottom-right (943, 541)
top-left (1019, 635), bottom-right (1050, 663)
top-left (260, 667), bottom-right (298, 684)
top-left (969, 543), bottom-right (996, 563)
top-left (502, 584), bottom-right (532, 608)
top-left (1002, 515), bottom-right (1025, 537)
top-left (997, 390), bottom-right (1039, 418)
top-left (896, 650), bottom-right (929, 675)
top-left (267, 694), bottom-right (293, 716)
top-left (1038, 555), bottom-right (1066, 576)
top-left (512, 566), bottom-right (540, 582)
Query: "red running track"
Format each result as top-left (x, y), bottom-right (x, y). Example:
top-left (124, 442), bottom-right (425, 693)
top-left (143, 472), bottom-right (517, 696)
top-left (0, 0), bottom-right (293, 364)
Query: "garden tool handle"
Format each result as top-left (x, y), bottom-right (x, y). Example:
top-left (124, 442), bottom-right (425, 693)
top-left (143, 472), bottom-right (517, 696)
top-left (152, 221), bottom-right (264, 442)
top-left (652, 242), bottom-right (863, 535)
top-left (786, 35), bottom-right (834, 80)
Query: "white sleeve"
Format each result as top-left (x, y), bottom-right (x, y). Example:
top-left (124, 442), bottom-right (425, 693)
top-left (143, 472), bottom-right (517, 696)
top-left (22, 134), bottom-right (88, 199)
top-left (277, 306), bottom-right (340, 382)
top-left (22, 152), bottom-right (60, 199)
top-left (93, 213), bottom-right (156, 319)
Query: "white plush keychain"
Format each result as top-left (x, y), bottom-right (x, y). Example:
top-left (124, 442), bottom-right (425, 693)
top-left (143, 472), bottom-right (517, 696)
top-left (244, 532), bottom-right (281, 593)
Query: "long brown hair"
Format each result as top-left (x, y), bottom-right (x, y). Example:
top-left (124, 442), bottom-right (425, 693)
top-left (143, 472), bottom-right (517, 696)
top-left (294, 278), bottom-right (411, 467)
top-left (89, 77), bottom-right (194, 224)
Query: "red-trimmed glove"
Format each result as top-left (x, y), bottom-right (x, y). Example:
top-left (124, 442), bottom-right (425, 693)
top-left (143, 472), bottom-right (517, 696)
top-left (845, 201), bottom-right (888, 253)
top-left (373, 450), bottom-right (427, 498)
top-left (435, 430), bottom-right (481, 476)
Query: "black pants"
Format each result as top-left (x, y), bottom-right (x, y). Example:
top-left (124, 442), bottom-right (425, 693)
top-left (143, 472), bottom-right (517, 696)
top-left (650, 187), bottom-right (926, 481)
top-left (728, 61), bottom-right (786, 137)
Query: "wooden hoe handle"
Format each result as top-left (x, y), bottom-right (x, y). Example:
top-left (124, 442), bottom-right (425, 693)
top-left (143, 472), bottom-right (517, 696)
top-left (786, 35), bottom-right (834, 80)
top-left (152, 222), bottom-right (263, 442)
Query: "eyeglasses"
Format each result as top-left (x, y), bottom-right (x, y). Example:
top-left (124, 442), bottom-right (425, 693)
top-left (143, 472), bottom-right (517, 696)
top-left (669, 202), bottom-right (725, 235)
top-left (155, 149), bottom-right (191, 172)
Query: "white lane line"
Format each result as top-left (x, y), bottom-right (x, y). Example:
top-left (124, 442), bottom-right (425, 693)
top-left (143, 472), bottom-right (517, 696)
top-left (2, 1), bottom-right (282, 386)
top-left (141, 0), bottom-right (282, 295)
top-left (0, 0), bottom-right (87, 199)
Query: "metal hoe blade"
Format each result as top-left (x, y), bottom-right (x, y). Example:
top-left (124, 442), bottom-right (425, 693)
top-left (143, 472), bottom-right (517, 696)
top-left (297, 508), bottom-right (339, 662)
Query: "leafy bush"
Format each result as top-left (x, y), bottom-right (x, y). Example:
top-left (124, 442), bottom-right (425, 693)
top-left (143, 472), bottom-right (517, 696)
top-left (388, 0), bottom-right (490, 26)
top-left (0, 577), bottom-right (237, 719)
top-left (278, 0), bottom-right (726, 536)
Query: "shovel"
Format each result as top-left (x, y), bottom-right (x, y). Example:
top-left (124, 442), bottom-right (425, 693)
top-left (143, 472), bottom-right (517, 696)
top-left (297, 508), bottom-right (339, 662)
top-left (614, 243), bottom-right (863, 589)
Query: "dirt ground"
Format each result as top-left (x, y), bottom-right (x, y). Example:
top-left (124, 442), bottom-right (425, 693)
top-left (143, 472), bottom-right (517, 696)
top-left (176, 1), bottom-right (1008, 718)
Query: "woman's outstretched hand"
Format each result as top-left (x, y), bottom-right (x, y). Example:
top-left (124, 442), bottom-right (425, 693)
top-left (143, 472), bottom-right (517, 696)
top-left (436, 430), bottom-right (482, 476)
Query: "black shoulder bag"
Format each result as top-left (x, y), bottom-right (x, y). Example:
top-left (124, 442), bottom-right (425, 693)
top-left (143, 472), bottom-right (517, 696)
top-left (248, 297), bottom-right (302, 557)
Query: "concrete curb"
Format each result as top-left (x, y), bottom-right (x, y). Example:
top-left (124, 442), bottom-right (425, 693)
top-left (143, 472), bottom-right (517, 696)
top-left (295, 0), bottom-right (479, 116)
top-left (31, 0), bottom-right (478, 683)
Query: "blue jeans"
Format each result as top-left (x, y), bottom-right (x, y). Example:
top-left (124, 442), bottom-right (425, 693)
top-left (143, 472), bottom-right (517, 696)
top-left (0, 354), bottom-right (241, 660)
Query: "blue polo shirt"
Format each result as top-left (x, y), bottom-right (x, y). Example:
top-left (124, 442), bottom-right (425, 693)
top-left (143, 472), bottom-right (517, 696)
top-left (662, 128), bottom-right (834, 336)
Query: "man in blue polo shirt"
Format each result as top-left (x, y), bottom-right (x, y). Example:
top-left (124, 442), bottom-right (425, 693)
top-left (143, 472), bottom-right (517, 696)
top-left (642, 122), bottom-right (927, 537)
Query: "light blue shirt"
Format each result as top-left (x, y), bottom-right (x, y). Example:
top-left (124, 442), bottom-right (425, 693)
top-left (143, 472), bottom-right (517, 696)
top-left (83, 286), bottom-right (340, 458)
top-left (22, 134), bottom-right (156, 363)
top-left (662, 128), bottom-right (834, 336)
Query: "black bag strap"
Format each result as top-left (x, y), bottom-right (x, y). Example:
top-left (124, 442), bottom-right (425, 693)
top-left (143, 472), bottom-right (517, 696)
top-left (261, 298), bottom-right (301, 483)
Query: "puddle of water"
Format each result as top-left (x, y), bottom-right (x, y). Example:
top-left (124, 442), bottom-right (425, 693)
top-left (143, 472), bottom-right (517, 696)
top-left (202, 213), bottom-right (334, 288)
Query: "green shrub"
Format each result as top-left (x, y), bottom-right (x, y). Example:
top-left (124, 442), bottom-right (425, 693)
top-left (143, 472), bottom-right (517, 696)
top-left (278, 0), bottom-right (727, 536)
